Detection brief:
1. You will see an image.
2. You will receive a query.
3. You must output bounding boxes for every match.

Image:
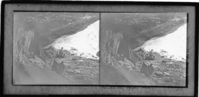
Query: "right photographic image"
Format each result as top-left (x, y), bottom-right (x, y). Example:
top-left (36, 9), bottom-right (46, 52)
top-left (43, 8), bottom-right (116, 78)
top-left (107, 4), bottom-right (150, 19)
top-left (100, 13), bottom-right (187, 86)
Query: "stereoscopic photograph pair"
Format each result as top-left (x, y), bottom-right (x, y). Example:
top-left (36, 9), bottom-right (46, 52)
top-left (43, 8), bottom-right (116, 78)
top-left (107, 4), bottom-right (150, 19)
top-left (13, 12), bottom-right (187, 86)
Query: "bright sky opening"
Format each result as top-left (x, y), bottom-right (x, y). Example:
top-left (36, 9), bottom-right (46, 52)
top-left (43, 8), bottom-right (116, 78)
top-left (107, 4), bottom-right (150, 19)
top-left (53, 20), bottom-right (99, 60)
top-left (142, 23), bottom-right (187, 61)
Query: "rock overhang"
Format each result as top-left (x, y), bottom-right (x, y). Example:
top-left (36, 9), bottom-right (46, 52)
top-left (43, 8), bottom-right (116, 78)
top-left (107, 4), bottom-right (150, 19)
top-left (52, 20), bottom-right (100, 60)
top-left (101, 13), bottom-right (187, 69)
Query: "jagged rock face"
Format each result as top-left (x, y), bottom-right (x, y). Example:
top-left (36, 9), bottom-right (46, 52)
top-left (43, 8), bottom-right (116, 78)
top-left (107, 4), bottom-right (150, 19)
top-left (52, 20), bottom-right (99, 60)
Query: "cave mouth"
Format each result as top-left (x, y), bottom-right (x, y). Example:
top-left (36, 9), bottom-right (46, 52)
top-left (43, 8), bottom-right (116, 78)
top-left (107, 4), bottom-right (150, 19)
top-left (52, 20), bottom-right (100, 60)
top-left (141, 23), bottom-right (187, 61)
top-left (115, 21), bottom-right (187, 63)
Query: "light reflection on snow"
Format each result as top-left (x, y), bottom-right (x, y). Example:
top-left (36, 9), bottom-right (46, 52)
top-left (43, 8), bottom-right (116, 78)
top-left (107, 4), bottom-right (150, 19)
top-left (142, 24), bottom-right (187, 61)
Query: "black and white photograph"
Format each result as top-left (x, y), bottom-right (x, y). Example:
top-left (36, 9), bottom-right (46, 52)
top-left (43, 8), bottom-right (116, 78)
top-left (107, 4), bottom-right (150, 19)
top-left (13, 12), bottom-right (100, 85)
top-left (100, 13), bottom-right (187, 86)
top-left (2, 1), bottom-right (196, 95)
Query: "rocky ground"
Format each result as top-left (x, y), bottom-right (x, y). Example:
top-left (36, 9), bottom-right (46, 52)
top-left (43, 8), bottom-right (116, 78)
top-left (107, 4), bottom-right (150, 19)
top-left (100, 46), bottom-right (186, 86)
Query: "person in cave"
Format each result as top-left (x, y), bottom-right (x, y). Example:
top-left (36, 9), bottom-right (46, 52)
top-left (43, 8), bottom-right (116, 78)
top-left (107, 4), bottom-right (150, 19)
top-left (144, 49), bottom-right (155, 60)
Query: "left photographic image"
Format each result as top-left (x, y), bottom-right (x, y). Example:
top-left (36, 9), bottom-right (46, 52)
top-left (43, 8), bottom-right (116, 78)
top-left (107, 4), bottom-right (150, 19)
top-left (13, 12), bottom-right (100, 85)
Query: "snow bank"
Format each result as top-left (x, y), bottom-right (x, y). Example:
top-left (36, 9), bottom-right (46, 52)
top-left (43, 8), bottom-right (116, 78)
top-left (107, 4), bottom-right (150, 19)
top-left (142, 24), bottom-right (187, 61)
top-left (53, 20), bottom-right (99, 60)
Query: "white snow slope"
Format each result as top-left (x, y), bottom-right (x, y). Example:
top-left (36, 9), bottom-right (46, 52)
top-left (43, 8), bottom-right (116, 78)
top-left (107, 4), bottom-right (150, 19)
top-left (142, 24), bottom-right (187, 61)
top-left (53, 20), bottom-right (99, 60)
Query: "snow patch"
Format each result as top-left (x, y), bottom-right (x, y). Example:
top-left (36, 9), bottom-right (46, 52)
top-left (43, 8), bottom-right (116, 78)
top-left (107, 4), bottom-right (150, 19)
top-left (142, 24), bottom-right (187, 61)
top-left (53, 20), bottom-right (99, 60)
